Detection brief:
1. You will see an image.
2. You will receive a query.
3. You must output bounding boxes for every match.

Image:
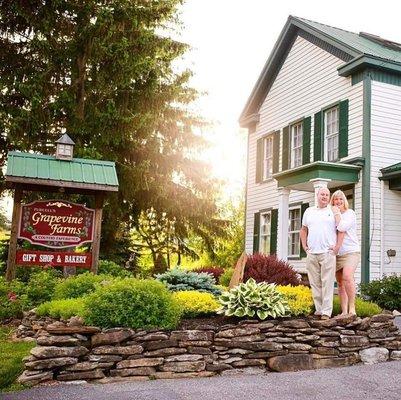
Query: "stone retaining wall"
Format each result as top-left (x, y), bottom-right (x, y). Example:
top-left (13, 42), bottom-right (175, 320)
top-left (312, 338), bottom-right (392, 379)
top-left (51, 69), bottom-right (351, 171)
top-left (19, 313), bottom-right (401, 386)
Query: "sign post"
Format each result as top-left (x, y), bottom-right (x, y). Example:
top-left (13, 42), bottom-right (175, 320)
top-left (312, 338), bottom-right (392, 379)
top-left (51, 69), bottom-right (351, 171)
top-left (5, 187), bottom-right (22, 281)
top-left (4, 137), bottom-right (119, 281)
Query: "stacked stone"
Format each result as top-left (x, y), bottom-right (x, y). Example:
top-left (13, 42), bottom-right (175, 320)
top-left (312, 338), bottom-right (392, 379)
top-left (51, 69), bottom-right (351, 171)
top-left (16, 310), bottom-right (58, 340)
top-left (18, 313), bottom-right (401, 385)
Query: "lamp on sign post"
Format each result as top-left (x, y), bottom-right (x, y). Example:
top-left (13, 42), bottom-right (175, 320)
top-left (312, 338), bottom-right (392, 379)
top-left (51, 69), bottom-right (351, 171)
top-left (55, 133), bottom-right (75, 160)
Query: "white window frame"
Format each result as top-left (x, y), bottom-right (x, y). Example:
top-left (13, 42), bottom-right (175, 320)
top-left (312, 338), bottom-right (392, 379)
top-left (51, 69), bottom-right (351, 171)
top-left (259, 211), bottom-right (271, 254)
top-left (290, 122), bottom-right (303, 168)
top-left (324, 106), bottom-right (339, 162)
top-left (58, 144), bottom-right (72, 156)
top-left (288, 206), bottom-right (301, 257)
top-left (262, 135), bottom-right (273, 180)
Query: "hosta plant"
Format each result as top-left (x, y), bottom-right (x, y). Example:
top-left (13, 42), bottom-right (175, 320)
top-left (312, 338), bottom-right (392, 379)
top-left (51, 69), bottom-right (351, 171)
top-left (217, 278), bottom-right (290, 320)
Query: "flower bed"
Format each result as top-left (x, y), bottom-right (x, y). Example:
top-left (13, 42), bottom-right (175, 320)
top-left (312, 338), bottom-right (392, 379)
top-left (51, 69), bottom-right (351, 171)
top-left (19, 313), bottom-right (401, 386)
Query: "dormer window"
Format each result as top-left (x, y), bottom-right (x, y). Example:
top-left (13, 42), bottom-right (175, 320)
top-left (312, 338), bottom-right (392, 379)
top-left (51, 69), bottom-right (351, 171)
top-left (55, 134), bottom-right (75, 160)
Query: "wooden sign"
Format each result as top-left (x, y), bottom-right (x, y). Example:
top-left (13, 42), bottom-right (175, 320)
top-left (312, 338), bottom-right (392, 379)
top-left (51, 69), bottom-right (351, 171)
top-left (16, 250), bottom-right (92, 268)
top-left (18, 200), bottom-right (94, 248)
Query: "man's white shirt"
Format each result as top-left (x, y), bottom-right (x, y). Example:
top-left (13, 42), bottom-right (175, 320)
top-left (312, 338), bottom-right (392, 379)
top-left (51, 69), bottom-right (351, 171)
top-left (302, 206), bottom-right (336, 254)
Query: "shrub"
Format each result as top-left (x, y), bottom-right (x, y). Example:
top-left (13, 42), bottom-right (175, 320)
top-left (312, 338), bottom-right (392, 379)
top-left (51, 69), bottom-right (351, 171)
top-left (172, 290), bottom-right (219, 318)
top-left (98, 260), bottom-right (132, 277)
top-left (219, 268), bottom-right (234, 287)
top-left (360, 274), bottom-right (401, 311)
top-left (0, 277), bottom-right (27, 320)
top-left (155, 268), bottom-right (221, 296)
top-left (217, 278), bottom-right (290, 319)
top-left (277, 285), bottom-right (314, 316)
top-left (193, 267), bottom-right (224, 283)
top-left (243, 254), bottom-right (301, 286)
top-left (36, 298), bottom-right (85, 319)
top-left (332, 296), bottom-right (381, 317)
top-left (83, 278), bottom-right (181, 329)
top-left (53, 272), bottom-right (112, 300)
top-left (24, 269), bottom-right (60, 307)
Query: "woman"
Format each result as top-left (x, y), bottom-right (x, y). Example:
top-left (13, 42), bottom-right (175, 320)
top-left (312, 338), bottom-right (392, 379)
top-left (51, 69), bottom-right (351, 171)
top-left (330, 190), bottom-right (360, 316)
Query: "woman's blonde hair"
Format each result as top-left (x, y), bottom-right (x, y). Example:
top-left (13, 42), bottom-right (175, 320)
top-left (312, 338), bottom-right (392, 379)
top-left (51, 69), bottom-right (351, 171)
top-left (330, 190), bottom-right (349, 210)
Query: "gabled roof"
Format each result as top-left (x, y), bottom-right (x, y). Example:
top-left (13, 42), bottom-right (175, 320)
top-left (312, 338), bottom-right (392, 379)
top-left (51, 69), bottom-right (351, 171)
top-left (5, 151), bottom-right (119, 192)
top-left (56, 133), bottom-right (75, 145)
top-left (240, 16), bottom-right (401, 127)
top-left (298, 18), bottom-right (401, 63)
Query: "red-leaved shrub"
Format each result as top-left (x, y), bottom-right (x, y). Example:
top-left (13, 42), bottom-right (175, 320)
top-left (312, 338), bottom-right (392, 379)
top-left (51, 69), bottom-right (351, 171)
top-left (243, 254), bottom-right (301, 286)
top-left (193, 267), bottom-right (224, 283)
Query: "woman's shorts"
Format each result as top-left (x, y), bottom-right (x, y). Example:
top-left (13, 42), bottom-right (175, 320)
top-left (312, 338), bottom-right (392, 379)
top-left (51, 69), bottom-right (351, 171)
top-left (336, 252), bottom-right (360, 271)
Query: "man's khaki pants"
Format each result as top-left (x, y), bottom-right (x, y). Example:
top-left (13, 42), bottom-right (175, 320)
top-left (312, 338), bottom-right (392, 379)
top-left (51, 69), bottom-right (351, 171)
top-left (306, 252), bottom-right (336, 317)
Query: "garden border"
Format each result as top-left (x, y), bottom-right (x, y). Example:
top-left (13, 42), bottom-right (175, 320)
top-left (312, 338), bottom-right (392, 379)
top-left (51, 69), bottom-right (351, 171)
top-left (18, 313), bottom-right (401, 385)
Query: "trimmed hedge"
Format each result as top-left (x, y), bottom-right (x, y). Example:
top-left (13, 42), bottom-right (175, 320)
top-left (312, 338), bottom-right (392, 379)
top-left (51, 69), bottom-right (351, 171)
top-left (36, 298), bottom-right (85, 319)
top-left (83, 278), bottom-right (181, 329)
top-left (53, 272), bottom-right (111, 300)
top-left (333, 296), bottom-right (381, 317)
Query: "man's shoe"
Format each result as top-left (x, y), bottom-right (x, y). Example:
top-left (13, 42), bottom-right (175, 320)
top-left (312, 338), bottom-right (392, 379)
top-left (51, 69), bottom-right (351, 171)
top-left (320, 315), bottom-right (331, 320)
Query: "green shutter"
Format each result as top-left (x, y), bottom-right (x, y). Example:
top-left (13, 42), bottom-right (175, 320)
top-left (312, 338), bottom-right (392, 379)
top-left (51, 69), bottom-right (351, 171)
top-left (272, 131), bottom-right (280, 174)
top-left (253, 212), bottom-right (260, 253)
top-left (314, 112), bottom-right (322, 161)
top-left (300, 203), bottom-right (309, 258)
top-left (302, 117), bottom-right (311, 165)
top-left (255, 138), bottom-right (263, 183)
top-left (282, 126), bottom-right (290, 171)
top-left (270, 209), bottom-right (278, 255)
top-left (339, 99), bottom-right (349, 158)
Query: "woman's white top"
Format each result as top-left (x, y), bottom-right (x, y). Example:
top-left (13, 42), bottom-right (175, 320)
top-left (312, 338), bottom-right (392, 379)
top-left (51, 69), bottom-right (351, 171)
top-left (336, 209), bottom-right (360, 256)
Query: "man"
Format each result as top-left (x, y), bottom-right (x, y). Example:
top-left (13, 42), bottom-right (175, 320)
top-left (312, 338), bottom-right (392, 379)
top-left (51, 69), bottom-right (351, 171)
top-left (300, 187), bottom-right (337, 319)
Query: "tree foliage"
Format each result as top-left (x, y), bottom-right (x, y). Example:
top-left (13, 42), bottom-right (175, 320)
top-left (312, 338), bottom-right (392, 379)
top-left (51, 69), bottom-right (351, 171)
top-left (0, 0), bottom-right (223, 261)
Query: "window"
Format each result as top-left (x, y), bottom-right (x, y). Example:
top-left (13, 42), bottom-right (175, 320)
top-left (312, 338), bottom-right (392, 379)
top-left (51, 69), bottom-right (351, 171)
top-left (58, 144), bottom-right (72, 156)
top-left (324, 106), bottom-right (339, 162)
top-left (259, 211), bottom-right (271, 254)
top-left (288, 206), bottom-right (301, 257)
top-left (290, 122), bottom-right (303, 168)
top-left (262, 135), bottom-right (273, 180)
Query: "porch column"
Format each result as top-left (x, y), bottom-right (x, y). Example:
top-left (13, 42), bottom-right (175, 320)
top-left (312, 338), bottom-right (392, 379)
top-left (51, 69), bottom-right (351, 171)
top-left (277, 187), bottom-right (290, 261)
top-left (310, 178), bottom-right (331, 205)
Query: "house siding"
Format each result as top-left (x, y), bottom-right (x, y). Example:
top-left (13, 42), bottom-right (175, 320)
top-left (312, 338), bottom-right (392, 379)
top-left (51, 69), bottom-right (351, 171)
top-left (370, 81), bottom-right (401, 278)
top-left (245, 35), bottom-right (363, 275)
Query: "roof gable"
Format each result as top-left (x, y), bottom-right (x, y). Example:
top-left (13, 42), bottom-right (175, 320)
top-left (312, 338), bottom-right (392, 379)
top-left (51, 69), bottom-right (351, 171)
top-left (240, 16), bottom-right (401, 127)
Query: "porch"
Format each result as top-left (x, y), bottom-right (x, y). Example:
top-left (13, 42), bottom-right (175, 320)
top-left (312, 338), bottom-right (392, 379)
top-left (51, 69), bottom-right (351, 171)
top-left (272, 161), bottom-right (361, 261)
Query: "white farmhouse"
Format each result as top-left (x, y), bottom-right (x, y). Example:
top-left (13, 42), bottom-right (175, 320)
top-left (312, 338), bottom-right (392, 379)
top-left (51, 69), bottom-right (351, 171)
top-left (240, 16), bottom-right (401, 284)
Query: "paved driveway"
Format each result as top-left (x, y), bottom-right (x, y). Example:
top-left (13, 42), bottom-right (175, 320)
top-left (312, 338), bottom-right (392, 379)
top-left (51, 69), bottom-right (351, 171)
top-left (3, 361), bottom-right (401, 400)
top-left (4, 317), bottom-right (401, 400)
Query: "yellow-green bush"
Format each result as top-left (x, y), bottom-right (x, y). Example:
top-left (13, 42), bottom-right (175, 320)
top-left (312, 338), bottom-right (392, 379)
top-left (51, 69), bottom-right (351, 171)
top-left (172, 290), bottom-right (219, 318)
top-left (36, 298), bottom-right (85, 319)
top-left (277, 285), bottom-right (313, 316)
top-left (333, 296), bottom-right (381, 317)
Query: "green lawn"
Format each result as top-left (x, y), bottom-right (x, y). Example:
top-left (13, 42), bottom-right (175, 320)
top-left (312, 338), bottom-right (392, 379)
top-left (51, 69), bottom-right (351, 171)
top-left (0, 326), bottom-right (35, 392)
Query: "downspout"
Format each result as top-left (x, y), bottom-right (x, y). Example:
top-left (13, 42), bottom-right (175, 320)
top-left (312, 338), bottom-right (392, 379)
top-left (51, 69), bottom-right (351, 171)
top-left (361, 71), bottom-right (371, 283)
top-left (380, 179), bottom-right (384, 277)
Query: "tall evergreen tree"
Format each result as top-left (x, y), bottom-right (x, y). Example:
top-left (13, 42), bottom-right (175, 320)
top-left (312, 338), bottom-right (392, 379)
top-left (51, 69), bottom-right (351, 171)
top-left (0, 0), bottom-right (223, 261)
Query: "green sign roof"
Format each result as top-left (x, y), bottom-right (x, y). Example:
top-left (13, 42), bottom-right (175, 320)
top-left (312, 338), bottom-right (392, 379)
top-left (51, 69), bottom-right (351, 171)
top-left (5, 151), bottom-right (119, 192)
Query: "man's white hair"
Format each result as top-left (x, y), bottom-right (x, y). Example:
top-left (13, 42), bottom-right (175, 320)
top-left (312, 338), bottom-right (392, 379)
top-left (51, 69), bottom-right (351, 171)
top-left (317, 187), bottom-right (330, 195)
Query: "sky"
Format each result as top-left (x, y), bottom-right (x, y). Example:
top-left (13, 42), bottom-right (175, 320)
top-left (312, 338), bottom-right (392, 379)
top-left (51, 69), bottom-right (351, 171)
top-left (177, 0), bottom-right (401, 200)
